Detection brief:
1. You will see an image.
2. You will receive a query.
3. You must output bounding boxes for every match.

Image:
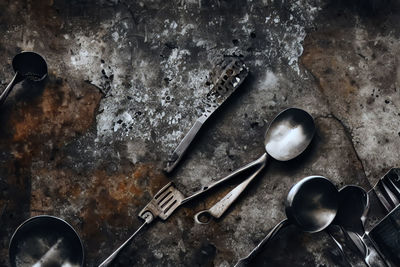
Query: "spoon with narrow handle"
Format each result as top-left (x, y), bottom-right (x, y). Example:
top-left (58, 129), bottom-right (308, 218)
top-left (234, 176), bottom-right (339, 267)
top-left (0, 51), bottom-right (47, 106)
top-left (335, 185), bottom-right (389, 267)
top-left (194, 107), bottom-right (315, 224)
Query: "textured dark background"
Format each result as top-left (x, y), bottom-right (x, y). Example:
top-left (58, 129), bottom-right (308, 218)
top-left (0, 0), bottom-right (399, 266)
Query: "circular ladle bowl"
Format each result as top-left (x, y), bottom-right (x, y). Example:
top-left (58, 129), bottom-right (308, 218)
top-left (9, 215), bottom-right (84, 267)
top-left (235, 176), bottom-right (339, 266)
top-left (0, 51), bottom-right (47, 106)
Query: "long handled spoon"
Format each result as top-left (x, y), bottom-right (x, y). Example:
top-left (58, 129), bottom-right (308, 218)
top-left (234, 176), bottom-right (339, 267)
top-left (194, 107), bottom-right (315, 224)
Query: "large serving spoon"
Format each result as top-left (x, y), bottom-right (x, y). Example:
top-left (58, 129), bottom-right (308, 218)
top-left (194, 107), bottom-right (315, 224)
top-left (0, 52), bottom-right (47, 106)
top-left (234, 176), bottom-right (339, 267)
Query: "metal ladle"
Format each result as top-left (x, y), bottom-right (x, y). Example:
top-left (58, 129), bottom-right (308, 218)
top-left (194, 107), bottom-right (315, 224)
top-left (234, 176), bottom-right (339, 267)
top-left (0, 51), bottom-right (47, 106)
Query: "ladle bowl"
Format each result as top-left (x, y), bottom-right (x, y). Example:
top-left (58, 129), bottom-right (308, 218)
top-left (0, 51), bottom-right (47, 106)
top-left (9, 215), bottom-right (84, 267)
top-left (235, 176), bottom-right (338, 266)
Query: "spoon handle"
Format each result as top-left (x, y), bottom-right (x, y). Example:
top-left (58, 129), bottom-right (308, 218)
top-left (234, 219), bottom-right (290, 267)
top-left (194, 154), bottom-right (267, 224)
top-left (183, 153), bottom-right (268, 204)
top-left (0, 72), bottom-right (20, 106)
top-left (326, 226), bottom-right (351, 267)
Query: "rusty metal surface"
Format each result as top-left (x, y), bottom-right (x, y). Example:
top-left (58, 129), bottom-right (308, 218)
top-left (0, 0), bottom-right (400, 266)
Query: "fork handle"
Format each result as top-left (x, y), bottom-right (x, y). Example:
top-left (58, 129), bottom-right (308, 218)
top-left (98, 222), bottom-right (147, 267)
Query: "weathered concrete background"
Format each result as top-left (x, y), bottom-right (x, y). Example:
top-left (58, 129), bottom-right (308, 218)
top-left (0, 0), bottom-right (399, 266)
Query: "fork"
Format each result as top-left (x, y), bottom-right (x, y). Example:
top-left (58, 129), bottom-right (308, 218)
top-left (373, 168), bottom-right (400, 213)
top-left (98, 182), bottom-right (184, 267)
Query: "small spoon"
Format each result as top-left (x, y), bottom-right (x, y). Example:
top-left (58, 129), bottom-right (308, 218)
top-left (0, 51), bottom-right (47, 106)
top-left (335, 185), bottom-right (388, 267)
top-left (234, 176), bottom-right (339, 267)
top-left (194, 107), bottom-right (315, 224)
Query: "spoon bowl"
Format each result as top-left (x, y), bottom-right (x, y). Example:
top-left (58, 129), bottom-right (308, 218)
top-left (12, 52), bottom-right (48, 82)
top-left (286, 176), bottom-right (339, 232)
top-left (234, 176), bottom-right (338, 266)
top-left (265, 108), bottom-right (315, 161)
top-left (0, 52), bottom-right (47, 106)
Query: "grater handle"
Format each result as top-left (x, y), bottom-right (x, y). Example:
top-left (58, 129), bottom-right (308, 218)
top-left (164, 119), bottom-right (204, 173)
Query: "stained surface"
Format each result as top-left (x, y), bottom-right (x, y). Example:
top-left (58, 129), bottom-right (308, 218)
top-left (0, 0), bottom-right (399, 266)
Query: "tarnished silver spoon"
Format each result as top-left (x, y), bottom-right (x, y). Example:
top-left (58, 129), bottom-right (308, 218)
top-left (194, 107), bottom-right (315, 224)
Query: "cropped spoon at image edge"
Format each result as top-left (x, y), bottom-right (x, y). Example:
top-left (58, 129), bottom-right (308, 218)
top-left (0, 51), bottom-right (47, 106)
top-left (194, 107), bottom-right (315, 224)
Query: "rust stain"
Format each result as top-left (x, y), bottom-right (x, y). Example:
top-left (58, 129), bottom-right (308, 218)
top-left (301, 30), bottom-right (359, 99)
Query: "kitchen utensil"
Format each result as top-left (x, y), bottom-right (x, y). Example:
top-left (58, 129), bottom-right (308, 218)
top-left (9, 215), bottom-right (84, 267)
top-left (234, 176), bottom-right (339, 267)
top-left (100, 108), bottom-right (314, 265)
top-left (164, 57), bottom-right (249, 173)
top-left (334, 185), bottom-right (372, 266)
top-left (194, 107), bottom-right (315, 224)
top-left (0, 52), bottom-right (47, 106)
top-left (373, 168), bottom-right (400, 213)
top-left (98, 183), bottom-right (184, 267)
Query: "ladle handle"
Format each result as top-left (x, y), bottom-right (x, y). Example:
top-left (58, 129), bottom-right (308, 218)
top-left (98, 222), bottom-right (147, 267)
top-left (194, 155), bottom-right (267, 224)
top-left (0, 72), bottom-right (20, 106)
top-left (234, 219), bottom-right (290, 267)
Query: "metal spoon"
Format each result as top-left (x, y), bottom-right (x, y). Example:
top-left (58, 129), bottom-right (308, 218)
top-left (194, 107), bottom-right (315, 224)
top-left (334, 185), bottom-right (388, 267)
top-left (9, 215), bottom-right (84, 267)
top-left (234, 176), bottom-right (339, 267)
top-left (0, 51), bottom-right (48, 106)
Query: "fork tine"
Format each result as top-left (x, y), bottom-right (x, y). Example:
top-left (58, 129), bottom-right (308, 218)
top-left (159, 194), bottom-right (175, 208)
top-left (381, 180), bottom-right (399, 206)
top-left (163, 199), bottom-right (179, 215)
top-left (374, 181), bottom-right (395, 212)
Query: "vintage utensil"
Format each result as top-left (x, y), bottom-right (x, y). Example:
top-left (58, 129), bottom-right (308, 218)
top-left (100, 108), bottom-right (314, 265)
top-left (234, 176), bottom-right (339, 267)
top-left (9, 215), bottom-right (84, 267)
top-left (334, 185), bottom-right (372, 266)
top-left (373, 168), bottom-right (400, 213)
top-left (0, 52), bottom-right (48, 106)
top-left (368, 168), bottom-right (400, 266)
top-left (194, 107), bottom-right (315, 224)
top-left (164, 57), bottom-right (249, 173)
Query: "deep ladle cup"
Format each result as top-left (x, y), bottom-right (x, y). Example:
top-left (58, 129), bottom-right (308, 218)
top-left (194, 107), bottom-right (315, 224)
top-left (234, 176), bottom-right (339, 267)
top-left (0, 51), bottom-right (48, 106)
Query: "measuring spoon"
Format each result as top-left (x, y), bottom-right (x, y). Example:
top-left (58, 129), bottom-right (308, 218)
top-left (234, 176), bottom-right (339, 267)
top-left (0, 52), bottom-right (47, 106)
top-left (194, 107), bottom-right (315, 224)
